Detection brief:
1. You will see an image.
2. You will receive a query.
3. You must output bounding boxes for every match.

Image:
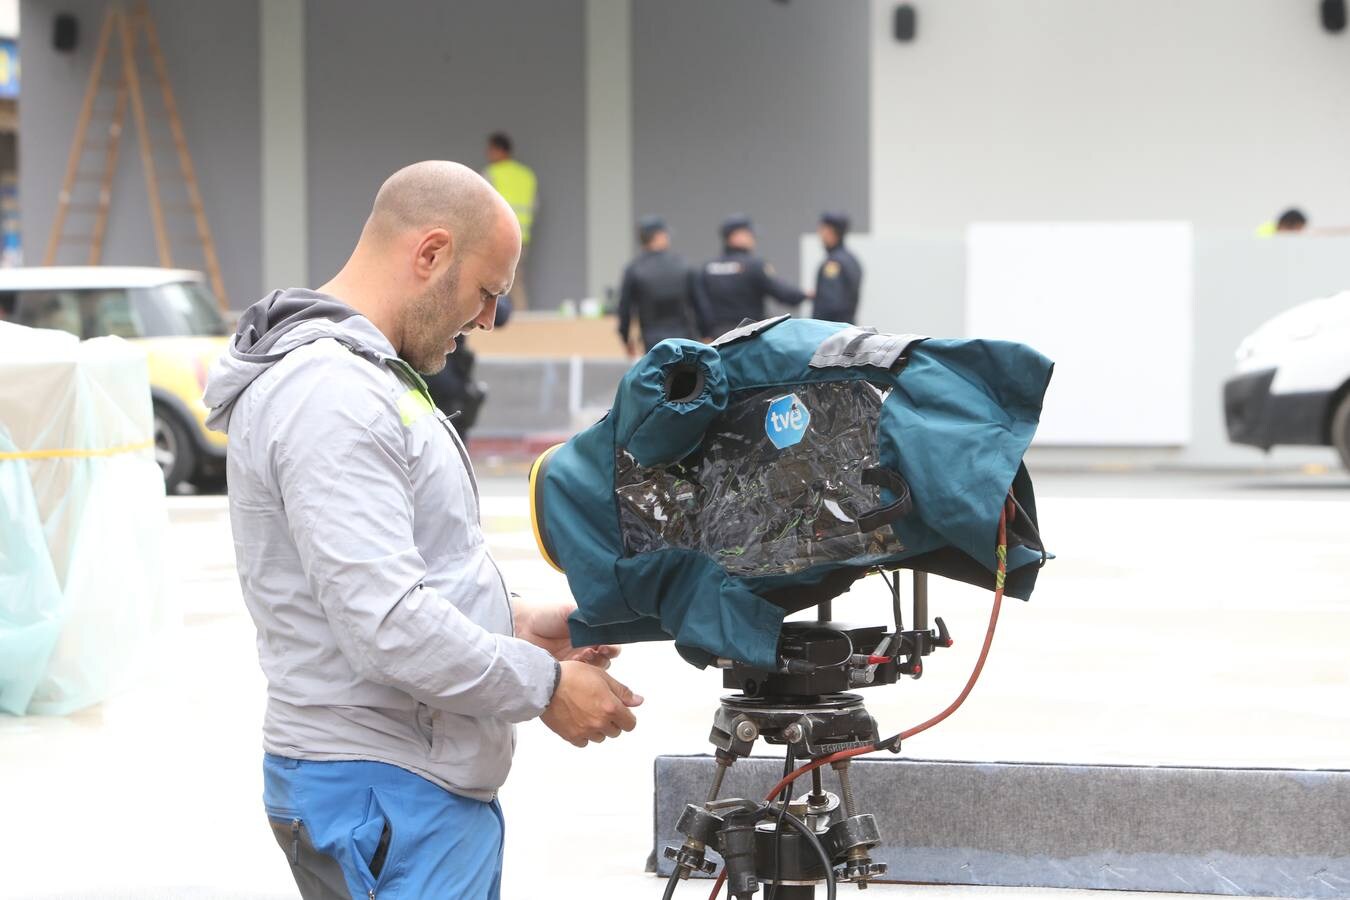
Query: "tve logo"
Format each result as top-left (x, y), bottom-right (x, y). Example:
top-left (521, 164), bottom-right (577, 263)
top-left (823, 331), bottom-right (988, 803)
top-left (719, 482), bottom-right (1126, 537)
top-left (764, 393), bottom-right (811, 449)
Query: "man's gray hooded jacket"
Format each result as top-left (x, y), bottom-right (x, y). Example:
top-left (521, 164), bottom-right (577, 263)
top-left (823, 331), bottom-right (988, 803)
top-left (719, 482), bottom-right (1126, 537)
top-left (203, 289), bottom-right (557, 801)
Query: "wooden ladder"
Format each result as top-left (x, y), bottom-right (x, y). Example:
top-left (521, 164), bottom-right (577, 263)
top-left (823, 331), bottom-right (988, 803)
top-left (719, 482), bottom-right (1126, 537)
top-left (43, 1), bottom-right (228, 310)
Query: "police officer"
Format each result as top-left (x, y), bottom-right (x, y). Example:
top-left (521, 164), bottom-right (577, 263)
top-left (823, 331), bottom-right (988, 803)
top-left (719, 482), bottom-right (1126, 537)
top-left (694, 214), bottom-right (806, 339)
top-left (616, 216), bottom-right (704, 356)
top-left (812, 211), bottom-right (863, 324)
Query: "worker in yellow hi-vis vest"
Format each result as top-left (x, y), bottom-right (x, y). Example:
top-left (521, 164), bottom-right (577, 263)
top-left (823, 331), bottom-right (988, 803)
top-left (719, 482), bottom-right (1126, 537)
top-left (1256, 208), bottom-right (1307, 237)
top-left (484, 132), bottom-right (538, 309)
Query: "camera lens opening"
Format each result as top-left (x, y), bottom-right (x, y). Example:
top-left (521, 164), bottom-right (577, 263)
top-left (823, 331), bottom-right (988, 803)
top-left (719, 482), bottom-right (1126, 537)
top-left (663, 363), bottom-right (706, 404)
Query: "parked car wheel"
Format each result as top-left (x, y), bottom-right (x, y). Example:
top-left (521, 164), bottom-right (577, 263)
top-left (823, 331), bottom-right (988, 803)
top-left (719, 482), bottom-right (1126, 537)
top-left (1333, 391), bottom-right (1350, 473)
top-left (153, 402), bottom-right (196, 493)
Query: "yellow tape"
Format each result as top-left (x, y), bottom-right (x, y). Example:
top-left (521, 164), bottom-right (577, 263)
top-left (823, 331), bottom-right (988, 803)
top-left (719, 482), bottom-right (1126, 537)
top-left (0, 440), bottom-right (155, 461)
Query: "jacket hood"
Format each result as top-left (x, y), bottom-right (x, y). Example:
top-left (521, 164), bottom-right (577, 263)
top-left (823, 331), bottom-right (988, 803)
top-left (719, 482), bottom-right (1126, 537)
top-left (203, 288), bottom-right (395, 432)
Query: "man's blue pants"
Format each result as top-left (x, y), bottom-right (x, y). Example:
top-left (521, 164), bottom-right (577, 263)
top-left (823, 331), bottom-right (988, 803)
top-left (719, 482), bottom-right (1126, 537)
top-left (263, 754), bottom-right (505, 899)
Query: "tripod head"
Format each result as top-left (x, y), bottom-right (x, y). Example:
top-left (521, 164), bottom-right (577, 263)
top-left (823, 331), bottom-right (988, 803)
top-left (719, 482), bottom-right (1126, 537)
top-left (719, 571), bottom-right (955, 704)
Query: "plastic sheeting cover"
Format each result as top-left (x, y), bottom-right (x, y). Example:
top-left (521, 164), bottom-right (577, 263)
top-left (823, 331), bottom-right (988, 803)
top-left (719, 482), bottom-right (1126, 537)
top-left (616, 380), bottom-right (904, 576)
top-left (0, 432), bottom-right (64, 715)
top-left (0, 322), bottom-right (169, 715)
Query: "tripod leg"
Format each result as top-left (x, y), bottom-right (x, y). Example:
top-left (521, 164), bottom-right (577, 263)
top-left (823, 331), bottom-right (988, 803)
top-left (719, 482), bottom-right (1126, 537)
top-left (913, 569), bottom-right (929, 631)
top-left (832, 759), bottom-right (857, 817)
top-left (707, 752), bottom-right (735, 804)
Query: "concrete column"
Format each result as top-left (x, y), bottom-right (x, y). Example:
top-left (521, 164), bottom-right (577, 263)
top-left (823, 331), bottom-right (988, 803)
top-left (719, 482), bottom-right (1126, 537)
top-left (868, 0), bottom-right (895, 235)
top-left (260, 0), bottom-right (307, 294)
top-left (585, 0), bottom-right (632, 305)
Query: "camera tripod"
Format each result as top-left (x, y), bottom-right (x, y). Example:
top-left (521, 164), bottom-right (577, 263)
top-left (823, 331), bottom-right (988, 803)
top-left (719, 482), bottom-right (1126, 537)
top-left (663, 572), bottom-right (954, 899)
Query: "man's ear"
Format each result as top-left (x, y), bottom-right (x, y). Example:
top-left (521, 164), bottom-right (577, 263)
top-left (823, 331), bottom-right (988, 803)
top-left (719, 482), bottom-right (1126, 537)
top-left (414, 229), bottom-right (454, 280)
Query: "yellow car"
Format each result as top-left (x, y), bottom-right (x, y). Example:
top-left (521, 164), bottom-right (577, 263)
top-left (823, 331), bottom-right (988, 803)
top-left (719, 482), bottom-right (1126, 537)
top-left (0, 267), bottom-right (229, 491)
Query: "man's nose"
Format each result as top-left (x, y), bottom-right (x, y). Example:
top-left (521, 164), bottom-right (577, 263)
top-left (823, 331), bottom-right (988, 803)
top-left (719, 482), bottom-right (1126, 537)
top-left (474, 297), bottom-right (499, 332)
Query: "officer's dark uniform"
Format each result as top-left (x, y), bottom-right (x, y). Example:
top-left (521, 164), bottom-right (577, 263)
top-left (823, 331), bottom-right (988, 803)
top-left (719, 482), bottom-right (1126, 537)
top-left (813, 211), bottom-right (863, 324)
top-left (617, 217), bottom-right (703, 351)
top-left (695, 215), bottom-right (806, 338)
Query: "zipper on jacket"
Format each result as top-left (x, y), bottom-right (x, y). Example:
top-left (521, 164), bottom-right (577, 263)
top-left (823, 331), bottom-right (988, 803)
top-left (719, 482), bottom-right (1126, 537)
top-left (390, 358), bottom-right (516, 643)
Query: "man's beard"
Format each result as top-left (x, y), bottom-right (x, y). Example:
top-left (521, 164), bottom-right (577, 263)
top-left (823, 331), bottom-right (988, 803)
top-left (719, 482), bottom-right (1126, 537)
top-left (403, 263), bottom-right (462, 375)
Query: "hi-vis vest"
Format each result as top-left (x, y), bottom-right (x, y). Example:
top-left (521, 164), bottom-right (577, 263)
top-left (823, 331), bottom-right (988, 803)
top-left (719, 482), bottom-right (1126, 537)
top-left (485, 159), bottom-right (538, 244)
top-left (529, 316), bottom-right (1054, 669)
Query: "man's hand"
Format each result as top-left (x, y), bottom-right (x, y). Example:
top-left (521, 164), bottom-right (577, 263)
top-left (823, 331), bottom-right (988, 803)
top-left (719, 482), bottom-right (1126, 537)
top-left (541, 661), bottom-right (643, 747)
top-left (515, 599), bottom-right (620, 669)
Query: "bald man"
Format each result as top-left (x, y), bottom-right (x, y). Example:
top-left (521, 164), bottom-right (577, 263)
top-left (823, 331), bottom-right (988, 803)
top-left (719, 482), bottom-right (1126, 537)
top-left (203, 161), bottom-right (642, 899)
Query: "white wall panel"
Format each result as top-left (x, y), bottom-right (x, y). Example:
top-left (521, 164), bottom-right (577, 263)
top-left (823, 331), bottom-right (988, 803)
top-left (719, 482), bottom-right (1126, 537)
top-left (966, 222), bottom-right (1193, 445)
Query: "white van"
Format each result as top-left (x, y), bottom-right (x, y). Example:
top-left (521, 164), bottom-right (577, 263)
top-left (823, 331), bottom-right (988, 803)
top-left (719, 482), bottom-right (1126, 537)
top-left (1224, 290), bottom-right (1350, 471)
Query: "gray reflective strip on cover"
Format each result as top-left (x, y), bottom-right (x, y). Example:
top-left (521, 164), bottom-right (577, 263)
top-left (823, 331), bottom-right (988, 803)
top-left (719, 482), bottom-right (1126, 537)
top-left (709, 314), bottom-right (791, 348)
top-left (809, 327), bottom-right (927, 370)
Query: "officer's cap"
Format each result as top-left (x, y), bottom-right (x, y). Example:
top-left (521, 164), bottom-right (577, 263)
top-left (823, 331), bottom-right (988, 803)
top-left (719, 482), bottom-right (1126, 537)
top-left (720, 214), bottom-right (754, 241)
top-left (637, 215), bottom-right (667, 243)
top-left (820, 211), bottom-right (850, 236)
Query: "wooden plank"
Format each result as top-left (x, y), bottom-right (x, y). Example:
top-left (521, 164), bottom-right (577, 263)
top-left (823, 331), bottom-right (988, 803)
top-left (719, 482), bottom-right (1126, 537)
top-left (43, 7), bottom-right (117, 265)
top-left (138, 1), bottom-right (228, 309)
top-left (90, 77), bottom-right (128, 265)
top-left (118, 5), bottom-right (172, 268)
top-left (472, 314), bottom-right (629, 361)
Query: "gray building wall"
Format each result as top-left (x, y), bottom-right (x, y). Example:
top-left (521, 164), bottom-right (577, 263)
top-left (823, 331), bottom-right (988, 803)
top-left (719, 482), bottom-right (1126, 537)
top-left (304, 0), bottom-right (587, 307)
top-left (631, 0), bottom-right (870, 300)
top-left (19, 0), bottom-right (262, 305)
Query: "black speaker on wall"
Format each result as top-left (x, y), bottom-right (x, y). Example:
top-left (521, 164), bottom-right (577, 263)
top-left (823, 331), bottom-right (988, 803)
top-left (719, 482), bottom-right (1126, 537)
top-left (53, 13), bottom-right (79, 52)
top-left (894, 4), bottom-right (917, 42)
top-left (1323, 0), bottom-right (1348, 33)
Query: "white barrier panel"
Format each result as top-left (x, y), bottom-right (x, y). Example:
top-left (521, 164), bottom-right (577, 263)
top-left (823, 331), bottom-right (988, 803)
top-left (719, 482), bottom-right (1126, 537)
top-left (966, 221), bottom-right (1194, 446)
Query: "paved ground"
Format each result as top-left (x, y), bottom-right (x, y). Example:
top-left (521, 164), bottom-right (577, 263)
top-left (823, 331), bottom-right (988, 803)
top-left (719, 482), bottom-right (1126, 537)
top-left (1, 470), bottom-right (1347, 899)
